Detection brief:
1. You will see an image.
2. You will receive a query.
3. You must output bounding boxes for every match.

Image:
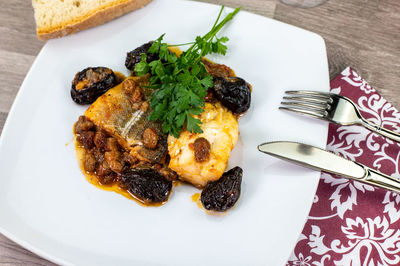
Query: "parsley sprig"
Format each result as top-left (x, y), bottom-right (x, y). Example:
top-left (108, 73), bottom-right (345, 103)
top-left (134, 6), bottom-right (241, 138)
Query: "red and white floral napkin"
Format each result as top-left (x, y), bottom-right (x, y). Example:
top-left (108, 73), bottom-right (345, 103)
top-left (287, 67), bottom-right (400, 266)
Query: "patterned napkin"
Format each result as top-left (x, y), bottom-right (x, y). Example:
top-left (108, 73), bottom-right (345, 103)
top-left (287, 67), bottom-right (400, 266)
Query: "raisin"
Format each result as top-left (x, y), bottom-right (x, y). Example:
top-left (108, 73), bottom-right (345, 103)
top-left (83, 152), bottom-right (96, 173)
top-left (131, 87), bottom-right (143, 103)
top-left (122, 152), bottom-right (138, 166)
top-left (94, 130), bottom-right (107, 150)
top-left (143, 127), bottom-right (158, 149)
top-left (100, 173), bottom-right (117, 185)
top-left (77, 131), bottom-right (95, 150)
top-left (104, 151), bottom-right (123, 173)
top-left (71, 67), bottom-right (116, 104)
top-left (74, 116), bottom-right (94, 133)
top-left (96, 161), bottom-right (111, 177)
top-left (140, 101), bottom-right (149, 112)
top-left (193, 137), bottom-right (211, 162)
top-left (122, 79), bottom-right (136, 95)
top-left (93, 149), bottom-right (104, 163)
top-left (213, 77), bottom-right (251, 114)
top-left (105, 137), bottom-right (119, 152)
top-left (201, 166), bottom-right (242, 212)
top-left (121, 168), bottom-right (172, 204)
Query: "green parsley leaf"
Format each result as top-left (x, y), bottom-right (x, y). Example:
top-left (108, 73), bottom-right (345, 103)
top-left (134, 53), bottom-right (149, 76)
top-left (135, 6), bottom-right (241, 137)
top-left (201, 75), bottom-right (213, 88)
top-left (186, 113), bottom-right (203, 134)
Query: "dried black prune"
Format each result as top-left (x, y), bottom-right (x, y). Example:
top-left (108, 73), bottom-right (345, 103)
top-left (71, 67), bottom-right (116, 104)
top-left (125, 41), bottom-right (159, 71)
top-left (213, 77), bottom-right (251, 114)
top-left (121, 168), bottom-right (172, 204)
top-left (201, 166), bottom-right (242, 212)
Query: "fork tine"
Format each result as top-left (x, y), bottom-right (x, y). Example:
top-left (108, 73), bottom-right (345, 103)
top-left (285, 90), bottom-right (331, 96)
top-left (280, 101), bottom-right (327, 112)
top-left (282, 96), bottom-right (331, 108)
top-left (285, 90), bottom-right (332, 99)
top-left (279, 106), bottom-right (327, 119)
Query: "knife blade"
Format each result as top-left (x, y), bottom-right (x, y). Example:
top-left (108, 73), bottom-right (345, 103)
top-left (258, 141), bottom-right (400, 194)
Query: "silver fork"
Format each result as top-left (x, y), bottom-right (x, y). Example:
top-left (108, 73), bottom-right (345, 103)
top-left (280, 90), bottom-right (400, 143)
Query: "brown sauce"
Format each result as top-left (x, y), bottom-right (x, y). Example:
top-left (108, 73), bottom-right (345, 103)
top-left (74, 134), bottom-right (167, 207)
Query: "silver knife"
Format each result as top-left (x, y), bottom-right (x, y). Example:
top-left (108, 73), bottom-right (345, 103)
top-left (257, 141), bottom-right (400, 194)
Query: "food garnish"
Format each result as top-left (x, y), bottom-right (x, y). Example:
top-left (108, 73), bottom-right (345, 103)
top-left (72, 6), bottom-right (250, 212)
top-left (134, 6), bottom-right (241, 138)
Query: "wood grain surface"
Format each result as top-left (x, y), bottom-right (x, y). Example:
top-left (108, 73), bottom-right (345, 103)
top-left (0, 0), bottom-right (398, 264)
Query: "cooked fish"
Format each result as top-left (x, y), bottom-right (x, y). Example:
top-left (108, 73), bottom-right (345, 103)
top-left (85, 76), bottom-right (167, 163)
top-left (168, 102), bottom-right (239, 187)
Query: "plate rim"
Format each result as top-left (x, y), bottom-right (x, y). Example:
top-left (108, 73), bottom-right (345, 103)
top-left (0, 0), bottom-right (329, 265)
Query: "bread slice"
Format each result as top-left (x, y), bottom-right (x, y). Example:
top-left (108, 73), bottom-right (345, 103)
top-left (32, 0), bottom-right (152, 41)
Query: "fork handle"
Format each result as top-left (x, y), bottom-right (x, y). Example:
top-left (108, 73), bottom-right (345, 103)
top-left (360, 118), bottom-right (400, 143)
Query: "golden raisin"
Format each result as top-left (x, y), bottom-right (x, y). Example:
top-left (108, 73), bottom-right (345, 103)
top-left (131, 87), bottom-right (143, 103)
top-left (143, 127), bottom-right (158, 149)
top-left (122, 79), bottom-right (136, 95)
top-left (193, 137), bottom-right (211, 162)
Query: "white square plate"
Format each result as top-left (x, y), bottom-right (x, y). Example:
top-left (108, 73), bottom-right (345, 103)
top-left (0, 0), bottom-right (329, 265)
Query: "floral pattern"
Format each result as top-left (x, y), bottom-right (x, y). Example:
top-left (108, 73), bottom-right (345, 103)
top-left (287, 68), bottom-right (400, 265)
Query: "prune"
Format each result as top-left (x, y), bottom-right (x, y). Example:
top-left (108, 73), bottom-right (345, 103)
top-left (71, 67), bottom-right (116, 104)
top-left (201, 166), bottom-right (242, 212)
top-left (121, 168), bottom-right (172, 204)
top-left (213, 77), bottom-right (251, 114)
top-left (125, 41), bottom-right (159, 71)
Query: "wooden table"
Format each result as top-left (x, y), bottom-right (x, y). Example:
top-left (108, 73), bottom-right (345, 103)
top-left (0, 0), bottom-right (398, 264)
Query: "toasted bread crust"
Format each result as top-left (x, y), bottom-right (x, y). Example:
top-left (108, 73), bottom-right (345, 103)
top-left (37, 0), bottom-right (152, 41)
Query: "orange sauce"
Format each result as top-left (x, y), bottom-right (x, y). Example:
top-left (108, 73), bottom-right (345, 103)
top-left (114, 71), bottom-right (126, 82)
top-left (191, 192), bottom-right (205, 210)
top-left (74, 125), bottom-right (228, 214)
top-left (73, 133), bottom-right (166, 207)
top-left (65, 137), bottom-right (74, 147)
top-left (191, 192), bottom-right (201, 202)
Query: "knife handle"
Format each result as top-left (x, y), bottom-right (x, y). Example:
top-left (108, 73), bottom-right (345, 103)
top-left (363, 167), bottom-right (400, 194)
